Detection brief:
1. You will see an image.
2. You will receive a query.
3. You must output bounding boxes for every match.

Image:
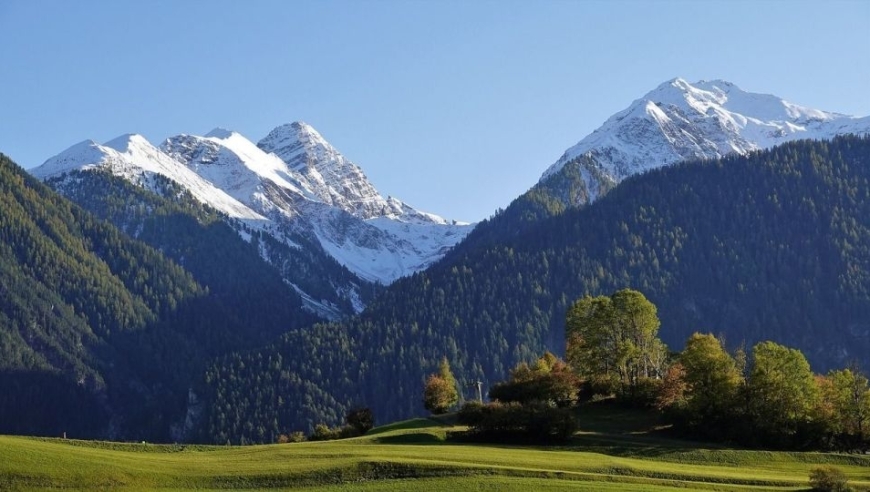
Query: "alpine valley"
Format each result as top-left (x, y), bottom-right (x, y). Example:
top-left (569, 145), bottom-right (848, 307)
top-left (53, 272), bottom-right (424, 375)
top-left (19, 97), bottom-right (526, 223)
top-left (6, 78), bottom-right (870, 443)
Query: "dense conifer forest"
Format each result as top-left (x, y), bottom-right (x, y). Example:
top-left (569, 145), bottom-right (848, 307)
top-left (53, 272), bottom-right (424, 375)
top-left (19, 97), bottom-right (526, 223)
top-left (0, 154), bottom-right (204, 438)
top-left (0, 158), bottom-right (353, 441)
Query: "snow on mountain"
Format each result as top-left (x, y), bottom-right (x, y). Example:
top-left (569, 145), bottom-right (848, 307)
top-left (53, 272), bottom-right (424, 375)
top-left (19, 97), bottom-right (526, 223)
top-left (33, 121), bottom-right (471, 316)
top-left (540, 78), bottom-right (870, 199)
top-left (162, 129), bottom-right (317, 218)
top-left (160, 123), bottom-right (472, 284)
top-left (31, 135), bottom-right (266, 220)
top-left (258, 122), bottom-right (404, 220)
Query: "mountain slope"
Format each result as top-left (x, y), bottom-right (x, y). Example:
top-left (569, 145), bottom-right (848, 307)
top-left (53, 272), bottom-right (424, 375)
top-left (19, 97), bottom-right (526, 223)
top-left (0, 153), bottom-right (205, 438)
top-left (32, 133), bottom-right (379, 317)
top-left (198, 136), bottom-right (870, 443)
top-left (0, 150), bottom-right (335, 441)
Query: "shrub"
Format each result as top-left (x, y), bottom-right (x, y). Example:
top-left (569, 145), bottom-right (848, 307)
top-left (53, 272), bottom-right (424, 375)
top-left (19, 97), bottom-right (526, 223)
top-left (489, 353), bottom-right (580, 407)
top-left (809, 466), bottom-right (851, 492)
top-left (456, 401), bottom-right (577, 442)
top-left (308, 423), bottom-right (364, 442)
top-left (309, 423), bottom-right (340, 441)
top-left (625, 377), bottom-right (663, 408)
top-left (346, 407), bottom-right (374, 434)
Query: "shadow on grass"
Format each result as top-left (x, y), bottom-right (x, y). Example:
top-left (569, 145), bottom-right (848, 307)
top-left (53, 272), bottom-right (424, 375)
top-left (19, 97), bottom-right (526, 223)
top-left (372, 433), bottom-right (446, 445)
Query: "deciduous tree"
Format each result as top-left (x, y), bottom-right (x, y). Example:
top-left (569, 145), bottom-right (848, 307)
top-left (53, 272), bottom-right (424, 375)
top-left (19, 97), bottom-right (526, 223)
top-left (566, 289), bottom-right (667, 398)
top-left (422, 358), bottom-right (459, 414)
top-left (747, 341), bottom-right (820, 447)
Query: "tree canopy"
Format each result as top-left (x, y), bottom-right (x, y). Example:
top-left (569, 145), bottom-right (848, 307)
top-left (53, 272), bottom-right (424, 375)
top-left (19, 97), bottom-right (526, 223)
top-left (566, 289), bottom-right (667, 397)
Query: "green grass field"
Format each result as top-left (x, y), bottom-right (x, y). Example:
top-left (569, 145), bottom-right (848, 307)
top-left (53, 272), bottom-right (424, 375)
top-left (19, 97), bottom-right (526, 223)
top-left (2, 406), bottom-right (869, 491)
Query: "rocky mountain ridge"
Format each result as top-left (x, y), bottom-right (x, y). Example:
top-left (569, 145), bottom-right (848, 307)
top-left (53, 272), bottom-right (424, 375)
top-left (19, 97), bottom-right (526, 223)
top-left (32, 123), bottom-right (472, 317)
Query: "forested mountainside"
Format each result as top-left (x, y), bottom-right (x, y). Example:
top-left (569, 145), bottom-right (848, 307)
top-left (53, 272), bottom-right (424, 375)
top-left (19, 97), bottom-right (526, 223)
top-left (198, 136), bottom-right (870, 443)
top-left (0, 155), bottom-right (327, 442)
top-left (45, 169), bottom-right (367, 321)
top-left (451, 153), bottom-right (618, 255)
top-left (0, 154), bottom-right (205, 439)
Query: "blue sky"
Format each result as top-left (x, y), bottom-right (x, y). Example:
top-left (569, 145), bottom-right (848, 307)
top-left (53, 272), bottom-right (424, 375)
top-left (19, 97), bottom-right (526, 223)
top-left (1, 0), bottom-right (868, 222)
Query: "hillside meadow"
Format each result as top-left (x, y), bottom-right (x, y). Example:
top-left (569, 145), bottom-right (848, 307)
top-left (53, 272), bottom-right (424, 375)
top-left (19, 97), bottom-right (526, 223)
top-left (2, 411), bottom-right (869, 491)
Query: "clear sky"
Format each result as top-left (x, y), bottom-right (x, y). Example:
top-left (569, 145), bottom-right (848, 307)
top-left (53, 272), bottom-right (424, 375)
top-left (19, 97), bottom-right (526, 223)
top-left (1, 0), bottom-right (868, 222)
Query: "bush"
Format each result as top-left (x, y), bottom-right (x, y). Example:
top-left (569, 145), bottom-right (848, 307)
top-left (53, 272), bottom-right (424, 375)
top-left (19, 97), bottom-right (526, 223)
top-left (625, 377), bottom-right (663, 408)
top-left (585, 374), bottom-right (619, 399)
top-left (308, 423), bottom-right (364, 442)
top-left (309, 423), bottom-right (340, 441)
top-left (809, 466), bottom-right (851, 492)
top-left (489, 369), bottom-right (579, 407)
top-left (275, 431), bottom-right (308, 443)
top-left (456, 401), bottom-right (577, 442)
top-left (346, 407), bottom-right (374, 434)
top-left (488, 353), bottom-right (580, 408)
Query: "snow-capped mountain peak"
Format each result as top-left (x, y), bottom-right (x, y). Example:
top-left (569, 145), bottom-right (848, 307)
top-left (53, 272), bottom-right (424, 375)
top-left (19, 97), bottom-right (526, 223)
top-left (258, 122), bottom-right (338, 172)
top-left (162, 130), bottom-right (316, 214)
top-left (103, 133), bottom-right (153, 152)
top-left (257, 121), bottom-right (408, 220)
top-left (158, 124), bottom-right (474, 284)
top-left (33, 122), bottom-right (474, 312)
top-left (540, 78), bottom-right (870, 189)
top-left (29, 140), bottom-right (103, 178)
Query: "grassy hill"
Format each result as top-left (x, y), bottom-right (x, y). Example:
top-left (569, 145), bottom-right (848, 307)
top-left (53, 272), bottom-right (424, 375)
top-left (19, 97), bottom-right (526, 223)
top-left (3, 408), bottom-right (869, 491)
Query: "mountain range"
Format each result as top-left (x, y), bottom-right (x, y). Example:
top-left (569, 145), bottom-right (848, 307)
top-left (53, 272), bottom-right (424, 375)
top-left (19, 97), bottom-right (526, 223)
top-left (31, 79), bottom-right (870, 316)
top-left (9, 78), bottom-right (870, 442)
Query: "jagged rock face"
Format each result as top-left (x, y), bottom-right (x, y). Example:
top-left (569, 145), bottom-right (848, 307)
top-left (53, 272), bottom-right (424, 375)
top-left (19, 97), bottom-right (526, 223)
top-left (160, 126), bottom-right (472, 284)
top-left (258, 122), bottom-right (405, 220)
top-left (539, 78), bottom-right (870, 207)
